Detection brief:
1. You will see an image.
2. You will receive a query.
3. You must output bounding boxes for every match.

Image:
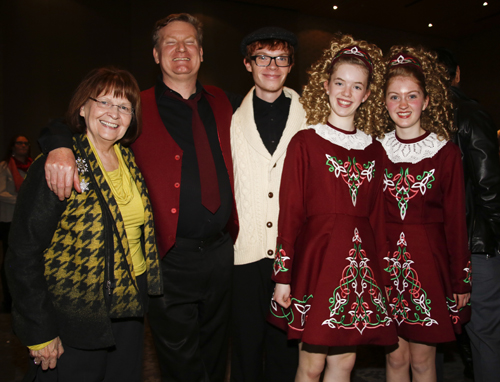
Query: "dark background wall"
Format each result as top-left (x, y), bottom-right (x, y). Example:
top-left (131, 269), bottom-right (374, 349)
top-left (1, 0), bottom-right (499, 158)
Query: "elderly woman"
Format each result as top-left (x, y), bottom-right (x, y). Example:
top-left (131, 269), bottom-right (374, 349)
top-left (6, 67), bottom-right (161, 382)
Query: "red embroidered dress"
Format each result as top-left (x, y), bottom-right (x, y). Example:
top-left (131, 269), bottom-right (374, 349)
top-left (379, 131), bottom-right (471, 343)
top-left (270, 123), bottom-right (397, 347)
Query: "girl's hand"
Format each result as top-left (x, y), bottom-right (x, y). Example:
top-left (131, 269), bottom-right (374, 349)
top-left (454, 293), bottom-right (471, 310)
top-left (274, 283), bottom-right (292, 309)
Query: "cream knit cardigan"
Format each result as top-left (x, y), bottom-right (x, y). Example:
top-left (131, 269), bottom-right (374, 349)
top-left (231, 87), bottom-right (307, 265)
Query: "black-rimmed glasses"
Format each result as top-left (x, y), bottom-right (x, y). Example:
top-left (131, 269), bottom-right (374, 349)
top-left (250, 55), bottom-right (291, 67)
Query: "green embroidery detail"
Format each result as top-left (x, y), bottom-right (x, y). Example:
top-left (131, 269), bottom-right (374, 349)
top-left (383, 168), bottom-right (435, 220)
top-left (322, 228), bottom-right (391, 333)
top-left (463, 261), bottom-right (472, 284)
top-left (384, 232), bottom-right (438, 326)
top-left (446, 296), bottom-right (463, 323)
top-left (273, 244), bottom-right (289, 275)
top-left (325, 155), bottom-right (375, 206)
top-left (270, 294), bottom-right (314, 328)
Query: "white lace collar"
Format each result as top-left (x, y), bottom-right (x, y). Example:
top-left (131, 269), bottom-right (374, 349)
top-left (311, 123), bottom-right (373, 150)
top-left (378, 131), bottom-right (447, 164)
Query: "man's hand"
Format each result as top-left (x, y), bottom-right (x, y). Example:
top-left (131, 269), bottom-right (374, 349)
top-left (45, 148), bottom-right (81, 200)
top-left (273, 283), bottom-right (292, 309)
top-left (454, 292), bottom-right (471, 310)
top-left (30, 336), bottom-right (64, 371)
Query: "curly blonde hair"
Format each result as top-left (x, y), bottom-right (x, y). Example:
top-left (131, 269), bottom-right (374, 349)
top-left (300, 33), bottom-right (386, 137)
top-left (382, 45), bottom-right (455, 140)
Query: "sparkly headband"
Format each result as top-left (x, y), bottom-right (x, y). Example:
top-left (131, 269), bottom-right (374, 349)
top-left (388, 53), bottom-right (423, 72)
top-left (331, 46), bottom-right (373, 74)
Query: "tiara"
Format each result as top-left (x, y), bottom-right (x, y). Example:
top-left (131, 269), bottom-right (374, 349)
top-left (388, 53), bottom-right (423, 72)
top-left (331, 46), bottom-right (373, 74)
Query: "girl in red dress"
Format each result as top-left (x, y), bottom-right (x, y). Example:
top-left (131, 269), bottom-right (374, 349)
top-left (378, 46), bottom-right (471, 382)
top-left (270, 34), bottom-right (397, 382)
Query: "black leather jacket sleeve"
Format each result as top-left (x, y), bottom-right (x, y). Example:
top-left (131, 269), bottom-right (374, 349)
top-left (453, 88), bottom-right (500, 255)
top-left (37, 118), bottom-right (73, 155)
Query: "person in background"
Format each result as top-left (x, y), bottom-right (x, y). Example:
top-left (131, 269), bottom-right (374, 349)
top-left (230, 27), bottom-right (305, 382)
top-left (37, 13), bottom-right (239, 382)
top-left (436, 47), bottom-right (500, 382)
top-left (271, 34), bottom-right (397, 382)
top-left (0, 135), bottom-right (32, 313)
top-left (379, 46), bottom-right (471, 382)
top-left (6, 67), bottom-right (161, 382)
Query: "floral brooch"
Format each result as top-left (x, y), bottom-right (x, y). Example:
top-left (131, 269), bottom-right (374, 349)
top-left (76, 157), bottom-right (90, 192)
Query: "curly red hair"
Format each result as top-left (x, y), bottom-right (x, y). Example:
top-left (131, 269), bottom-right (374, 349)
top-left (300, 33), bottom-right (386, 137)
top-left (381, 45), bottom-right (455, 140)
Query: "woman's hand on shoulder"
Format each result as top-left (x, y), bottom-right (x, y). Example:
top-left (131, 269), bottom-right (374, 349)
top-left (274, 283), bottom-right (292, 309)
top-left (30, 336), bottom-right (64, 370)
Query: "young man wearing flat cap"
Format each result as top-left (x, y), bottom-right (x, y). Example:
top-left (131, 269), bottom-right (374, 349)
top-left (230, 27), bottom-right (306, 382)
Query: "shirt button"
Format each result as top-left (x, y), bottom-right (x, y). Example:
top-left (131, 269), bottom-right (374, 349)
top-left (175, 155), bottom-right (181, 160)
top-left (171, 208), bottom-right (177, 214)
top-left (174, 182), bottom-right (180, 188)
top-left (273, 163), bottom-right (277, 168)
top-left (268, 192), bottom-right (273, 198)
top-left (266, 222), bottom-right (272, 228)
top-left (267, 249), bottom-right (274, 256)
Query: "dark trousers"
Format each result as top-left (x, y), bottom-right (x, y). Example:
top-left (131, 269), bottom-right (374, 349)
top-left (31, 273), bottom-right (147, 382)
top-left (466, 253), bottom-right (500, 382)
top-left (231, 259), bottom-right (298, 382)
top-left (148, 233), bottom-right (233, 382)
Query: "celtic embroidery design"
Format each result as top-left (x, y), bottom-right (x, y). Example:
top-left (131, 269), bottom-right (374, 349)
top-left (463, 260), bottom-right (472, 284)
top-left (383, 168), bottom-right (435, 220)
top-left (273, 244), bottom-right (290, 276)
top-left (384, 232), bottom-right (438, 327)
top-left (325, 154), bottom-right (375, 206)
top-left (270, 294), bottom-right (313, 330)
top-left (322, 228), bottom-right (391, 334)
top-left (446, 297), bottom-right (460, 324)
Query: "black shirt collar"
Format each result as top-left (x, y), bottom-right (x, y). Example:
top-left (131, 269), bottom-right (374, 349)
top-left (253, 89), bottom-right (289, 112)
top-left (155, 75), bottom-right (209, 101)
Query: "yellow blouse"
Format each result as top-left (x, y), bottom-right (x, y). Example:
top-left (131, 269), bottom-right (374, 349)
top-left (103, 146), bottom-right (146, 277)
